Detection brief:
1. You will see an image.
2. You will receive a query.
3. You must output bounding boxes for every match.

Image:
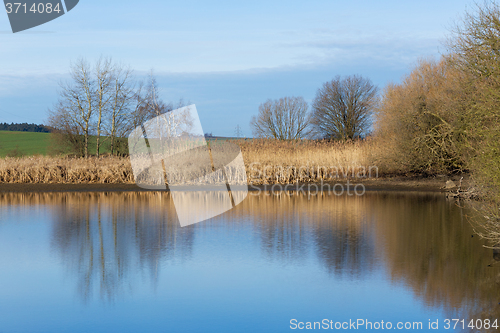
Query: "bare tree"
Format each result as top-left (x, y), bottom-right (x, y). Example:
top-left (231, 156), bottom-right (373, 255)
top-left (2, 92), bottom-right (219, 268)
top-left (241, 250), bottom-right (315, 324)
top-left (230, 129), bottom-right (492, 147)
top-left (94, 57), bottom-right (113, 157)
top-left (250, 96), bottom-right (310, 140)
top-left (141, 72), bottom-right (187, 119)
top-left (106, 65), bottom-right (135, 155)
top-left (447, 0), bottom-right (500, 80)
top-left (49, 62), bottom-right (186, 157)
top-left (49, 58), bottom-right (141, 157)
top-left (139, 73), bottom-right (192, 142)
top-left (446, 0), bottom-right (500, 198)
top-left (48, 58), bottom-right (94, 157)
top-left (145, 72), bottom-right (164, 118)
top-left (47, 100), bottom-right (86, 156)
top-left (130, 72), bottom-right (176, 128)
top-left (130, 81), bottom-right (148, 131)
top-left (312, 75), bottom-right (378, 140)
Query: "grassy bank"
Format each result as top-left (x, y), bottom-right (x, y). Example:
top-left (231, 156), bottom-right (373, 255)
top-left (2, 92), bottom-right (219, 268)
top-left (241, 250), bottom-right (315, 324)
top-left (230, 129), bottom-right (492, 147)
top-left (0, 131), bottom-right (51, 157)
top-left (0, 130), bottom-right (122, 157)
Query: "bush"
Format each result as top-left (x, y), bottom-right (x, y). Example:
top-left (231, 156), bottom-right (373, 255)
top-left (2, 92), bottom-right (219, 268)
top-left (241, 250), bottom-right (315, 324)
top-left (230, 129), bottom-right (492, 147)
top-left (375, 58), bottom-right (470, 174)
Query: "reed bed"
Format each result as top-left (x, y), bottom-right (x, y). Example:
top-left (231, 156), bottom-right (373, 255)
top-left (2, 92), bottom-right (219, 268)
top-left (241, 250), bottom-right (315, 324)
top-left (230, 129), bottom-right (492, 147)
top-left (0, 139), bottom-right (380, 185)
top-left (0, 155), bottom-right (134, 184)
top-left (238, 138), bottom-right (380, 184)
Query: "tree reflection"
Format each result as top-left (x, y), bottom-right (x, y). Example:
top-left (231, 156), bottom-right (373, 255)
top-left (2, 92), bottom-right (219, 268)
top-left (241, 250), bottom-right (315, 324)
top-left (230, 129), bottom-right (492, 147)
top-left (225, 192), bottom-right (377, 278)
top-left (49, 192), bottom-right (195, 302)
top-left (2, 190), bottom-right (500, 323)
top-left (369, 192), bottom-right (500, 323)
top-left (244, 193), bottom-right (310, 265)
top-left (226, 191), bottom-right (500, 322)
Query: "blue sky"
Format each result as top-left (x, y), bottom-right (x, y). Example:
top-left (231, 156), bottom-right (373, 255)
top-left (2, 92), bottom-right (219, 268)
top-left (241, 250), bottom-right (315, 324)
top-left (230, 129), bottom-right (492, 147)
top-left (0, 0), bottom-right (472, 136)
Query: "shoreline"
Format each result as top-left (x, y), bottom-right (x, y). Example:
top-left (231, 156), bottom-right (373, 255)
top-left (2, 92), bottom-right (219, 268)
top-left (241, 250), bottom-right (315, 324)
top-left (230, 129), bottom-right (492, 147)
top-left (0, 176), bottom-right (462, 193)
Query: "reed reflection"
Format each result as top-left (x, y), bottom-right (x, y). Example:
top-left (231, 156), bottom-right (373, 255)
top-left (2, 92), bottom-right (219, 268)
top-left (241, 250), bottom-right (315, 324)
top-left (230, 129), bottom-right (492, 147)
top-left (367, 192), bottom-right (500, 321)
top-left (228, 192), bottom-right (377, 278)
top-left (2, 192), bottom-right (195, 301)
top-left (1, 190), bottom-right (499, 322)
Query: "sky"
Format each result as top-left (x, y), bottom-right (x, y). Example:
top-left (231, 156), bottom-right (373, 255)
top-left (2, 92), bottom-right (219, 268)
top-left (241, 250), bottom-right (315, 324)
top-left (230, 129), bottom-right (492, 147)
top-left (0, 0), bottom-right (473, 137)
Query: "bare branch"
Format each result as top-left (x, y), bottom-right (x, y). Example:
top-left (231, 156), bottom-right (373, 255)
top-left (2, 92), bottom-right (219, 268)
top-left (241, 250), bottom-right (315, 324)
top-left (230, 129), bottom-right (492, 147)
top-left (311, 75), bottom-right (378, 140)
top-left (250, 96), bottom-right (311, 140)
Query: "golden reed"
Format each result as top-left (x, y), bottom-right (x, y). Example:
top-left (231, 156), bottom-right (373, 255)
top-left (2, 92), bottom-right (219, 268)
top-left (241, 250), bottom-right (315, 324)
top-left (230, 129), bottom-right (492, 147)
top-left (0, 139), bottom-right (381, 184)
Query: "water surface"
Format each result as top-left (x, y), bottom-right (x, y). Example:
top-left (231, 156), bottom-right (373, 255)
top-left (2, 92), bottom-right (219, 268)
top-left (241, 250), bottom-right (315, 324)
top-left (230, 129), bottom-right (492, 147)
top-left (0, 191), bottom-right (498, 332)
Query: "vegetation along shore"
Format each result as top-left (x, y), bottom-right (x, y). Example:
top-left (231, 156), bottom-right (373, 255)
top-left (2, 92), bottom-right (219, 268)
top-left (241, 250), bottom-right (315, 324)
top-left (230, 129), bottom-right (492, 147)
top-left (1, 3), bottom-right (500, 226)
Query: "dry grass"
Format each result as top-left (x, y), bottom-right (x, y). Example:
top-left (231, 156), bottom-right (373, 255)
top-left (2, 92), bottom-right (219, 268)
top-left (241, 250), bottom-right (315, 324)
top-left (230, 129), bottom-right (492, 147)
top-left (0, 155), bottom-right (134, 184)
top-left (0, 139), bottom-right (381, 185)
top-left (238, 138), bottom-right (380, 184)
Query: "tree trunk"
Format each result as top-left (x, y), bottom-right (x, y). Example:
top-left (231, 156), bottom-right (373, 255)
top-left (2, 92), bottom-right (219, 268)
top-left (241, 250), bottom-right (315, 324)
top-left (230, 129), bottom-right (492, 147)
top-left (96, 113), bottom-right (101, 157)
top-left (110, 117), bottom-right (116, 155)
top-left (84, 129), bottom-right (89, 158)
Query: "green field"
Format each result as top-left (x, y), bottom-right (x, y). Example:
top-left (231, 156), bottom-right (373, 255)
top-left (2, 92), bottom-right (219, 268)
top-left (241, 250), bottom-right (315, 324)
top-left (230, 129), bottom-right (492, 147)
top-left (0, 131), bottom-right (51, 157)
top-left (0, 131), bottom-right (245, 158)
top-left (0, 131), bottom-right (117, 157)
top-left (0, 131), bottom-right (135, 157)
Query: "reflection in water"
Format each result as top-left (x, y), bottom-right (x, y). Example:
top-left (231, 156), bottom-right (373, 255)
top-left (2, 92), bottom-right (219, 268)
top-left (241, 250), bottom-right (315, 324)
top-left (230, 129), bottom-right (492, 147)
top-left (368, 193), bottom-right (500, 320)
top-left (233, 193), bottom-right (377, 278)
top-left (3, 192), bottom-right (195, 301)
top-left (1, 191), bottom-right (498, 323)
top-left (170, 189), bottom-right (233, 227)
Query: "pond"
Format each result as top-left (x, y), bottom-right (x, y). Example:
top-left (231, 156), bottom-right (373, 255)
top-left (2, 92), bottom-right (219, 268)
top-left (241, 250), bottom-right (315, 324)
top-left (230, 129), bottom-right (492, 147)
top-left (0, 191), bottom-right (498, 332)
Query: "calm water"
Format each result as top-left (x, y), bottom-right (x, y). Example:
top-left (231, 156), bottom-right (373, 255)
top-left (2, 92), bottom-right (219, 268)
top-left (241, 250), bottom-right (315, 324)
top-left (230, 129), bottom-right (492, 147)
top-left (0, 191), bottom-right (498, 332)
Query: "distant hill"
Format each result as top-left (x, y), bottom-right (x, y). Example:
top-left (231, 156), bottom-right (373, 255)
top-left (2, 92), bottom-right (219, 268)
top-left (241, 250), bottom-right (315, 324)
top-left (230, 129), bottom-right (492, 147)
top-left (0, 122), bottom-right (52, 133)
top-left (0, 131), bottom-right (51, 157)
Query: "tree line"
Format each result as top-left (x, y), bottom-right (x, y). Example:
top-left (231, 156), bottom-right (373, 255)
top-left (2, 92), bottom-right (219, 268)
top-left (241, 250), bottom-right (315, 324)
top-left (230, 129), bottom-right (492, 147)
top-left (250, 1), bottom-right (500, 201)
top-left (0, 122), bottom-right (52, 133)
top-left (376, 1), bottom-right (500, 201)
top-left (48, 57), bottom-right (183, 157)
top-left (250, 75), bottom-right (378, 141)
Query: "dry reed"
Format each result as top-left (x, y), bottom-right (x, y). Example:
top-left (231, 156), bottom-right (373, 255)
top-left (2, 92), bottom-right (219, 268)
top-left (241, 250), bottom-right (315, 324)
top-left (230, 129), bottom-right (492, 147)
top-left (0, 139), bottom-right (381, 185)
top-left (238, 138), bottom-right (380, 184)
top-left (0, 155), bottom-right (134, 184)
